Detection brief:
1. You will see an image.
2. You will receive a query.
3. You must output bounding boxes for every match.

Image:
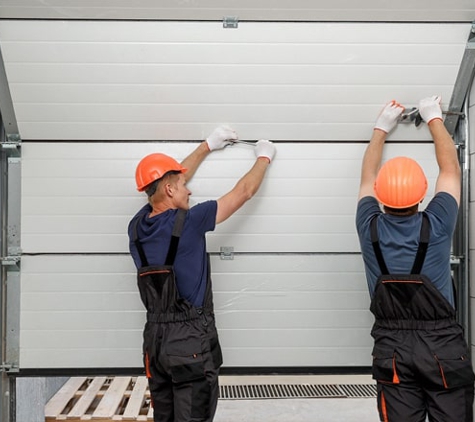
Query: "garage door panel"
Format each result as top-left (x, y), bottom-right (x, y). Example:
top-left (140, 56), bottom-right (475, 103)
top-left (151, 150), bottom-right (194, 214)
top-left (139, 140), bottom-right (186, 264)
top-left (8, 61), bottom-right (459, 89)
top-left (214, 273), bottom-right (367, 292)
top-left (1, 21), bottom-right (466, 141)
top-left (215, 292), bottom-right (369, 311)
top-left (21, 330), bottom-right (142, 350)
top-left (20, 349), bottom-right (141, 370)
top-left (20, 254), bottom-right (372, 368)
top-left (21, 311), bottom-right (145, 331)
top-left (217, 310), bottom-right (373, 329)
top-left (10, 84), bottom-right (456, 107)
top-left (22, 292), bottom-right (143, 312)
top-left (224, 347), bottom-right (371, 367)
top-left (219, 328), bottom-right (371, 348)
top-left (2, 41), bottom-right (465, 66)
top-left (208, 234), bottom-right (363, 254)
top-left (22, 142), bottom-right (439, 254)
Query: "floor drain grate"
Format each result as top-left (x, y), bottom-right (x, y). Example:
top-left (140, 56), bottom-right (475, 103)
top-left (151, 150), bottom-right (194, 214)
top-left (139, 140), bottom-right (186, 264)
top-left (219, 384), bottom-right (376, 400)
top-left (337, 384), bottom-right (377, 398)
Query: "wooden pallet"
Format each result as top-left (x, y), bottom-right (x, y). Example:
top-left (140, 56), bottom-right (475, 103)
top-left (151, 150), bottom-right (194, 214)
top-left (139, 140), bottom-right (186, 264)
top-left (45, 376), bottom-right (153, 421)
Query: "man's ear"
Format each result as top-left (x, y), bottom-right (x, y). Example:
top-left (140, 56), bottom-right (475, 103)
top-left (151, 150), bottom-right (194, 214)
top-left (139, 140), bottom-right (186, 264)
top-left (165, 182), bottom-right (174, 197)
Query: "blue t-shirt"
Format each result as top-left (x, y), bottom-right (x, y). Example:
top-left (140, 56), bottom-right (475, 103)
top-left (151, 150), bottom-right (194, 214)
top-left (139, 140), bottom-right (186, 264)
top-left (356, 192), bottom-right (458, 307)
top-left (128, 200), bottom-right (217, 307)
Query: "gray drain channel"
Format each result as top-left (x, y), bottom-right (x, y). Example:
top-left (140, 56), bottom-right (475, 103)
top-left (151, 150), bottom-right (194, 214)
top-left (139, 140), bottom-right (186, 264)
top-left (219, 384), bottom-right (376, 400)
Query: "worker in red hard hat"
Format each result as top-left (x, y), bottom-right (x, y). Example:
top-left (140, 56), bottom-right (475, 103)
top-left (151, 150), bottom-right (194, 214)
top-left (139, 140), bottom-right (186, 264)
top-left (356, 97), bottom-right (474, 422)
top-left (128, 126), bottom-right (276, 422)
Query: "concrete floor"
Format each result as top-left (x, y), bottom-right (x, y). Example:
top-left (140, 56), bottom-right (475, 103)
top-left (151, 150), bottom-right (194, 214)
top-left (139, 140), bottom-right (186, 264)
top-left (215, 397), bottom-right (379, 422)
top-left (214, 374), bottom-right (380, 422)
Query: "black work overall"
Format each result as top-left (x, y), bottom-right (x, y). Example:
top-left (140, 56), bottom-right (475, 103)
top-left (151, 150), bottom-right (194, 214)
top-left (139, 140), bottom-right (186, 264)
top-left (132, 210), bottom-right (223, 422)
top-left (370, 213), bottom-right (474, 422)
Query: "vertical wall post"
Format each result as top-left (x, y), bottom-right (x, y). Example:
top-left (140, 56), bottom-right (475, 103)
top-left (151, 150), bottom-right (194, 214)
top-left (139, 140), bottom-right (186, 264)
top-left (0, 46), bottom-right (21, 422)
top-left (444, 24), bottom-right (475, 137)
top-left (452, 102), bottom-right (470, 337)
top-left (444, 22), bottom-right (475, 344)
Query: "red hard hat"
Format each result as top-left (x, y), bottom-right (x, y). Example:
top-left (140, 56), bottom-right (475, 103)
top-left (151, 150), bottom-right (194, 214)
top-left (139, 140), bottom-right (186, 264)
top-left (135, 153), bottom-right (187, 192)
top-left (374, 156), bottom-right (428, 208)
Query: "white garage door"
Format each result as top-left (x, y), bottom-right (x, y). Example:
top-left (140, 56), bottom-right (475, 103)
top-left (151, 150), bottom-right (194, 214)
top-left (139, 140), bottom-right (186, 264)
top-left (19, 141), bottom-right (438, 370)
top-left (0, 19), bottom-right (467, 370)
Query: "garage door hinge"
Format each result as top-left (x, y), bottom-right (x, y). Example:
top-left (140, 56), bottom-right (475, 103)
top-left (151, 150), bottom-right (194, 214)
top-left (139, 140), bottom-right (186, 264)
top-left (1, 255), bottom-right (21, 269)
top-left (1, 135), bottom-right (21, 157)
top-left (450, 255), bottom-right (463, 265)
top-left (223, 16), bottom-right (239, 29)
top-left (220, 246), bottom-right (234, 260)
top-left (0, 363), bottom-right (19, 373)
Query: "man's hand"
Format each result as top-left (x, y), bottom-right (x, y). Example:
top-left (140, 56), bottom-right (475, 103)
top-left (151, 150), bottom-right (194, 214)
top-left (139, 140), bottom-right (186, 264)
top-left (206, 126), bottom-right (238, 151)
top-left (374, 100), bottom-right (405, 134)
top-left (254, 140), bottom-right (276, 163)
top-left (418, 95), bottom-right (443, 124)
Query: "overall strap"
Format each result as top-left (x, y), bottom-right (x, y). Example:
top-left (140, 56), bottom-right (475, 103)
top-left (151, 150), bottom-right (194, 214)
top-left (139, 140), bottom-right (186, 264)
top-left (370, 216), bottom-right (389, 275)
top-left (370, 212), bottom-right (430, 276)
top-left (165, 209), bottom-right (187, 265)
top-left (410, 212), bottom-right (430, 274)
top-left (132, 216), bottom-right (149, 267)
top-left (132, 209), bottom-right (187, 267)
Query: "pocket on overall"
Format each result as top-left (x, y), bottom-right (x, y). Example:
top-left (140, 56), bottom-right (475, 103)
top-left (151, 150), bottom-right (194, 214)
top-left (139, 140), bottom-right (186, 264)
top-left (166, 336), bottom-right (211, 419)
top-left (372, 344), bottom-right (400, 384)
top-left (166, 337), bottom-right (205, 383)
top-left (433, 347), bottom-right (475, 389)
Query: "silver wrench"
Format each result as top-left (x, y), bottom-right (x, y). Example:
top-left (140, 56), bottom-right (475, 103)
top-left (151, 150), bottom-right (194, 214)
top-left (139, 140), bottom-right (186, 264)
top-left (230, 139), bottom-right (257, 146)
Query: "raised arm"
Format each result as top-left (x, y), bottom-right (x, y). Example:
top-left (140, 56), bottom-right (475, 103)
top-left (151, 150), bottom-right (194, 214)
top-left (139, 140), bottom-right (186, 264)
top-left (216, 140), bottom-right (275, 224)
top-left (358, 101), bottom-right (405, 200)
top-left (418, 96), bottom-right (461, 205)
top-left (180, 126), bottom-right (238, 182)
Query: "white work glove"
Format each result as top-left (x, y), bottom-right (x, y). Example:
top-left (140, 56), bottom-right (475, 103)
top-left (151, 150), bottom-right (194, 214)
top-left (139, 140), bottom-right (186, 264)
top-left (418, 95), bottom-right (443, 124)
top-left (254, 139), bottom-right (276, 163)
top-left (374, 100), bottom-right (405, 133)
top-left (206, 126), bottom-right (238, 151)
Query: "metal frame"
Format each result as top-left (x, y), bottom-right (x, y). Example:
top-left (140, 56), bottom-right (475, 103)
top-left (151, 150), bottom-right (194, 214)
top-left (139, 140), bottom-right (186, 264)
top-left (446, 22), bottom-right (475, 343)
top-left (444, 24), bottom-right (475, 137)
top-left (0, 45), bottom-right (21, 422)
top-left (451, 100), bottom-right (471, 337)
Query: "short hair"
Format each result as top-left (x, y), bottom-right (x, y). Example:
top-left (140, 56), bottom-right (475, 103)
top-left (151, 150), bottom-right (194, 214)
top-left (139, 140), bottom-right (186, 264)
top-left (144, 179), bottom-right (159, 197)
top-left (383, 204), bottom-right (419, 216)
top-left (144, 170), bottom-right (181, 197)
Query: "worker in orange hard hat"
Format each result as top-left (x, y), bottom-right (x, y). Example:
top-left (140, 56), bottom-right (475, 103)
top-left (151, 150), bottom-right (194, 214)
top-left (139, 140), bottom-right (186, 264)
top-left (127, 126), bottom-right (276, 422)
top-left (135, 153), bottom-right (188, 193)
top-left (356, 97), bottom-right (474, 422)
top-left (373, 156), bottom-right (428, 210)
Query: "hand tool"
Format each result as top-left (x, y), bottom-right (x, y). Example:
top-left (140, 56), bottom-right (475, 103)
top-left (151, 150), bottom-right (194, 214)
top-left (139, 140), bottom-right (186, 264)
top-left (229, 139), bottom-right (257, 146)
top-left (399, 108), bottom-right (465, 127)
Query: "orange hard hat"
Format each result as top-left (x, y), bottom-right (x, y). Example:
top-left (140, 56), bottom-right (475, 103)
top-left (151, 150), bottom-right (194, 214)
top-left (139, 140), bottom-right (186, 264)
top-left (135, 153), bottom-right (187, 192)
top-left (374, 156), bottom-right (428, 208)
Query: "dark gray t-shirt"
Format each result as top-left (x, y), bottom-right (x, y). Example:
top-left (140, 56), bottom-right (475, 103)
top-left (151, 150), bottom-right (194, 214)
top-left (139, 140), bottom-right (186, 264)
top-left (356, 192), bottom-right (458, 307)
